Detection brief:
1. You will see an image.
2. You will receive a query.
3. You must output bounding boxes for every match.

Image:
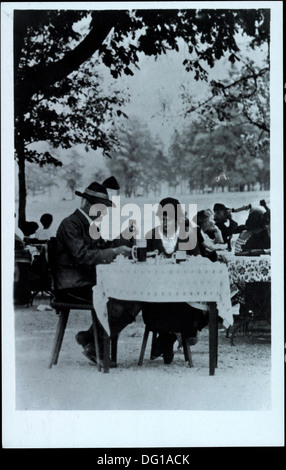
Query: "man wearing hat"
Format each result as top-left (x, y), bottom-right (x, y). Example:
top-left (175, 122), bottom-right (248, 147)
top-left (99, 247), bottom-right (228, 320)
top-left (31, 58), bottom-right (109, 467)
top-left (212, 203), bottom-right (244, 247)
top-left (55, 179), bottom-right (141, 364)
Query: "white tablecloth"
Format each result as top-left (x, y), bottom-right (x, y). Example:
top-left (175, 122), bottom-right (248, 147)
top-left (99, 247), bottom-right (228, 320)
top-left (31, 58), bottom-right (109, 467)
top-left (93, 256), bottom-right (234, 335)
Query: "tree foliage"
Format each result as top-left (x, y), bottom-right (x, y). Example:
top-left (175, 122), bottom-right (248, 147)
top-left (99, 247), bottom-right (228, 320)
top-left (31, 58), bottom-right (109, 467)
top-left (59, 149), bottom-right (84, 199)
top-left (14, 7), bottom-right (271, 224)
top-left (107, 117), bottom-right (159, 197)
top-left (191, 61), bottom-right (270, 135)
top-left (176, 42), bottom-right (270, 192)
top-left (168, 119), bottom-right (269, 193)
top-left (15, 8), bottom-right (271, 131)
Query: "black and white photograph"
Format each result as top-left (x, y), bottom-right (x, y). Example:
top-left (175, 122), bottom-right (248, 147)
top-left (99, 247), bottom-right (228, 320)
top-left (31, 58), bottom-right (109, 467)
top-left (1, 1), bottom-right (284, 449)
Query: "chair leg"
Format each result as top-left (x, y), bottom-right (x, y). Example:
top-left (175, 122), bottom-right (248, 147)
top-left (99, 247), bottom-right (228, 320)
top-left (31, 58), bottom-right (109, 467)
top-left (48, 309), bottom-right (69, 368)
top-left (209, 303), bottom-right (218, 375)
top-left (111, 335), bottom-right (118, 366)
top-left (91, 309), bottom-right (102, 372)
top-left (181, 337), bottom-right (193, 368)
top-left (103, 332), bottom-right (110, 373)
top-left (138, 326), bottom-right (150, 366)
top-left (231, 316), bottom-right (251, 346)
top-left (150, 331), bottom-right (158, 359)
top-left (215, 312), bottom-right (218, 368)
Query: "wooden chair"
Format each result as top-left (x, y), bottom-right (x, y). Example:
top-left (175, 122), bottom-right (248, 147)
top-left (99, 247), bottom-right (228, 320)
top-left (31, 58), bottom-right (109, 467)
top-left (228, 282), bottom-right (271, 346)
top-left (28, 242), bottom-right (52, 306)
top-left (24, 237), bottom-right (48, 246)
top-left (47, 237), bottom-right (115, 373)
top-left (139, 303), bottom-right (220, 375)
top-left (138, 326), bottom-right (193, 367)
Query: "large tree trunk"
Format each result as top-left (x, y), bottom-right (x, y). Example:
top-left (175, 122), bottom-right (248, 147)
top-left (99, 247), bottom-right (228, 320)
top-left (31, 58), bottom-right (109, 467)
top-left (17, 143), bottom-right (27, 229)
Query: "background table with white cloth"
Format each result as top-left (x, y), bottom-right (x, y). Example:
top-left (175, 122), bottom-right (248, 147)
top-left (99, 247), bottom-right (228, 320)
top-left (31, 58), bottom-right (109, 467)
top-left (223, 254), bottom-right (271, 344)
top-left (223, 253), bottom-right (271, 306)
top-left (226, 255), bottom-right (271, 284)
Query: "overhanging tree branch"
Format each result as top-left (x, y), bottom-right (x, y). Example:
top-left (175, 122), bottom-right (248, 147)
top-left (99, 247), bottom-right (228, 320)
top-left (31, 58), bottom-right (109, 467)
top-left (241, 110), bottom-right (270, 133)
top-left (184, 66), bottom-right (269, 116)
top-left (15, 10), bottom-right (128, 116)
top-left (219, 67), bottom-right (269, 91)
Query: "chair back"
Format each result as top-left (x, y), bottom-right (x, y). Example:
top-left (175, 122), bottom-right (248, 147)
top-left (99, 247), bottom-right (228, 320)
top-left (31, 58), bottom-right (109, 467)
top-left (24, 237), bottom-right (48, 245)
top-left (46, 238), bottom-right (93, 310)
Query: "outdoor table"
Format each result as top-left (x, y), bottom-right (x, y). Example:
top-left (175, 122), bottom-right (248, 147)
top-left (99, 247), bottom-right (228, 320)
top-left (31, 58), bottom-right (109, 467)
top-left (225, 254), bottom-right (271, 284)
top-left (222, 254), bottom-right (271, 344)
top-left (93, 255), bottom-right (234, 375)
top-left (222, 253), bottom-right (271, 300)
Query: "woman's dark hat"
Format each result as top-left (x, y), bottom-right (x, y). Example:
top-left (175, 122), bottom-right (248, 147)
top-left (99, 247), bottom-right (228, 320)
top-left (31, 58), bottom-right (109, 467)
top-left (75, 182), bottom-right (115, 207)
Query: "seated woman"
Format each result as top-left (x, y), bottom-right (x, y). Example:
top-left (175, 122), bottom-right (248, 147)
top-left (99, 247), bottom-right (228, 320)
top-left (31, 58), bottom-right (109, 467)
top-left (193, 209), bottom-right (228, 262)
top-left (141, 197), bottom-right (209, 365)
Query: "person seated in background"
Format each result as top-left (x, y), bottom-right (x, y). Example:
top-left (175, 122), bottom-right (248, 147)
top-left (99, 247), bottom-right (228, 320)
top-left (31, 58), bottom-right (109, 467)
top-left (234, 207), bottom-right (270, 256)
top-left (35, 213), bottom-right (54, 240)
top-left (234, 207), bottom-right (271, 323)
top-left (14, 231), bottom-right (33, 305)
top-left (54, 180), bottom-right (141, 365)
top-left (262, 207), bottom-right (270, 239)
top-left (16, 219), bottom-right (51, 303)
top-left (141, 197), bottom-right (209, 365)
top-left (20, 220), bottom-right (40, 261)
top-left (193, 209), bottom-right (228, 262)
top-left (212, 203), bottom-right (245, 249)
top-left (21, 221), bottom-right (39, 240)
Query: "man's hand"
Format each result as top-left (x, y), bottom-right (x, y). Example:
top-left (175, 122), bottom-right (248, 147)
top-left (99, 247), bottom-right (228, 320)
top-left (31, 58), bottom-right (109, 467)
top-left (113, 245), bottom-right (132, 258)
top-left (217, 252), bottom-right (228, 263)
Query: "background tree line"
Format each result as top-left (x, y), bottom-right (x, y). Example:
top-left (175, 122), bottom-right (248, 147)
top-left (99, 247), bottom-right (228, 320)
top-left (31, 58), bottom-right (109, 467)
top-left (106, 117), bottom-right (269, 197)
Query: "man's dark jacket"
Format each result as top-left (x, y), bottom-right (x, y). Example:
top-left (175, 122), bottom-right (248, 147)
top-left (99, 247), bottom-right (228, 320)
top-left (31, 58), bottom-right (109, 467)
top-left (215, 219), bottom-right (244, 244)
top-left (55, 209), bottom-right (129, 290)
